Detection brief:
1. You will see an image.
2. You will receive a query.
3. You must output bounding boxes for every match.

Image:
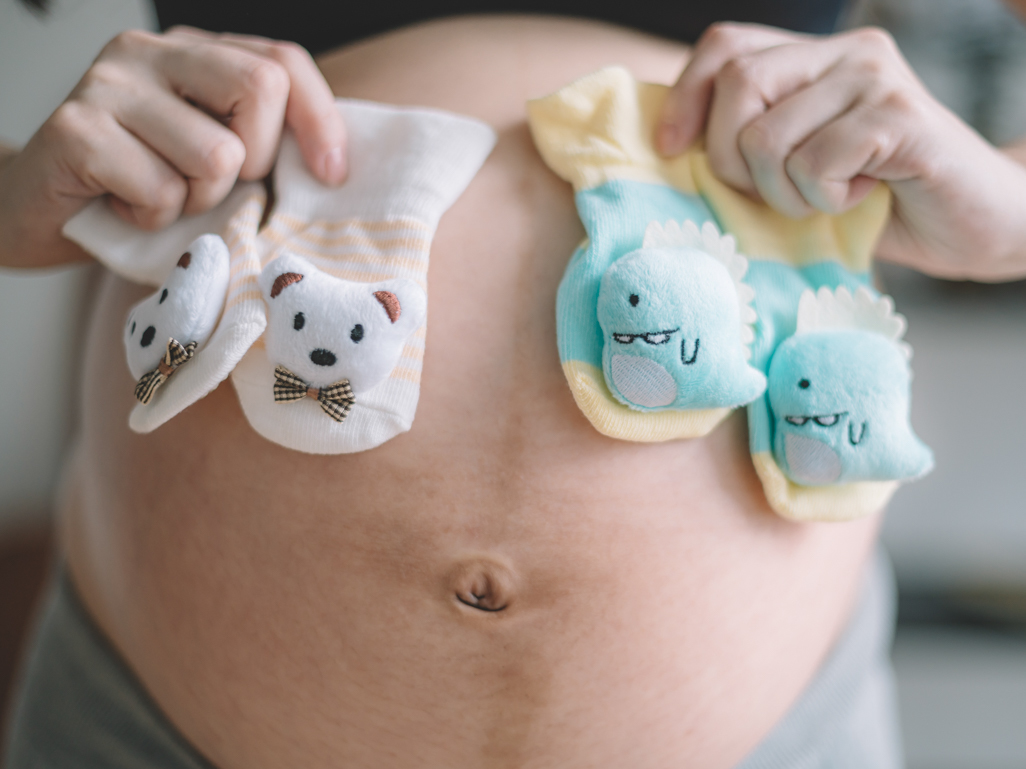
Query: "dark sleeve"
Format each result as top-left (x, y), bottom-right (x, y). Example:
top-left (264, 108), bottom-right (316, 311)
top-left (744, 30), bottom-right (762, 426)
top-left (154, 0), bottom-right (846, 56)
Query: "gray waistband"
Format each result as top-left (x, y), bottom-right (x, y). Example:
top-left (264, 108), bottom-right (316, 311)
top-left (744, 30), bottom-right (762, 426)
top-left (737, 549), bottom-right (904, 769)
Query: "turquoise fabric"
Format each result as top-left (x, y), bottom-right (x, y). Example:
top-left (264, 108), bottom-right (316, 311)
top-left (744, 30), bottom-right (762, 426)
top-left (559, 178), bottom-right (768, 412)
top-left (743, 260), bottom-right (932, 484)
top-left (558, 180), bottom-right (716, 365)
top-left (744, 261), bottom-right (871, 456)
top-left (767, 330), bottom-right (934, 485)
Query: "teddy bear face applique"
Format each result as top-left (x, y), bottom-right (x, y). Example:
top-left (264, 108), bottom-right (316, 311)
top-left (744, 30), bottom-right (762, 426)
top-left (123, 234), bottom-right (231, 401)
top-left (259, 253), bottom-right (427, 409)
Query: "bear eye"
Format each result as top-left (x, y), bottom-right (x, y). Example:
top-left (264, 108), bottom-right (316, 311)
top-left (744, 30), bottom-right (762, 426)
top-left (350, 324), bottom-right (364, 343)
top-left (798, 379), bottom-right (810, 389)
top-left (629, 294), bottom-right (640, 307)
top-left (159, 288), bottom-right (168, 304)
top-left (130, 321), bottom-right (136, 335)
top-left (293, 312), bottom-right (305, 331)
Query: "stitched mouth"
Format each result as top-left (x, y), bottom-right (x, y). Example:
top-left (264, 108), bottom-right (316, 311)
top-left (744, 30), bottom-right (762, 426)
top-left (783, 413), bottom-right (868, 446)
top-left (611, 328), bottom-right (678, 346)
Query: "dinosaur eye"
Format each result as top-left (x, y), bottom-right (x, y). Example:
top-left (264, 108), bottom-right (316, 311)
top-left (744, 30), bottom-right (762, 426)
top-left (799, 379), bottom-right (810, 389)
top-left (612, 333), bottom-right (635, 344)
top-left (643, 332), bottom-right (672, 345)
top-left (350, 324), bottom-right (364, 343)
top-left (629, 294), bottom-right (640, 307)
top-left (814, 415), bottom-right (840, 427)
top-left (159, 288), bottom-right (168, 304)
top-left (293, 312), bottom-right (305, 331)
top-left (785, 416), bottom-right (809, 426)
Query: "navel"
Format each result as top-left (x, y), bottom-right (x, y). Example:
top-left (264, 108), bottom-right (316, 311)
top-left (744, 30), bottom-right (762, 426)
top-left (448, 556), bottom-right (518, 613)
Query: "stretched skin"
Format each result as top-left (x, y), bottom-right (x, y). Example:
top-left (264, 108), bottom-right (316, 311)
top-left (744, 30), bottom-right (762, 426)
top-left (61, 16), bottom-right (879, 769)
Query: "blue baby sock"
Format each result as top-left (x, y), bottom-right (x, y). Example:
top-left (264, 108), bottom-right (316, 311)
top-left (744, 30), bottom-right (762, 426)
top-left (528, 67), bottom-right (933, 521)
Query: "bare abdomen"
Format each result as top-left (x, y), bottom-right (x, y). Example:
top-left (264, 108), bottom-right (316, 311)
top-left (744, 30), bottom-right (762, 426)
top-left (62, 16), bottom-right (879, 769)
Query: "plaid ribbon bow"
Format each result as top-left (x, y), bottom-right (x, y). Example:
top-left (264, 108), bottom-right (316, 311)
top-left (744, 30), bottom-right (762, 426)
top-left (135, 338), bottom-right (197, 404)
top-left (273, 365), bottom-right (355, 423)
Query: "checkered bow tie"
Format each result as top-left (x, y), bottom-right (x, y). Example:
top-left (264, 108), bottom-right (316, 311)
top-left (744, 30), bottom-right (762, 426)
top-left (135, 338), bottom-right (197, 404)
top-left (273, 365), bottom-right (355, 423)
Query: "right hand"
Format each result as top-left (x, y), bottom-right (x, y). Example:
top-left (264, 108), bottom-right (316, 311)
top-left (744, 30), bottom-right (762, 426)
top-left (0, 27), bottom-right (347, 269)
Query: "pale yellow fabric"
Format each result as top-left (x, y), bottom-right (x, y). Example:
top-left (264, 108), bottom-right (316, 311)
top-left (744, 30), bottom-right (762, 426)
top-left (527, 65), bottom-right (892, 268)
top-left (527, 67), bottom-right (698, 193)
top-left (563, 361), bottom-right (729, 441)
top-left (751, 453), bottom-right (899, 522)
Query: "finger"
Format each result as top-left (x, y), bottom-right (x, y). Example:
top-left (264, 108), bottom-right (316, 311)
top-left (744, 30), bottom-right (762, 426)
top-left (55, 106), bottom-right (188, 229)
top-left (785, 102), bottom-right (897, 214)
top-left (657, 23), bottom-right (803, 156)
top-left (215, 35), bottom-right (348, 185)
top-left (116, 86), bottom-right (245, 215)
top-left (156, 35), bottom-right (291, 181)
top-left (738, 67), bottom-right (865, 217)
top-left (705, 40), bottom-right (849, 200)
top-left (169, 28), bottom-right (347, 184)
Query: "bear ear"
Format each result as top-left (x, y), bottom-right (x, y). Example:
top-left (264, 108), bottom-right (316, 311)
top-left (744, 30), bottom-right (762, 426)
top-left (374, 290), bottom-right (401, 323)
top-left (270, 272), bottom-right (304, 299)
top-left (177, 252), bottom-right (192, 269)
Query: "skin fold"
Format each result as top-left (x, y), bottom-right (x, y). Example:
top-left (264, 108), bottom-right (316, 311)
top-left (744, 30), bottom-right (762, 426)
top-left (51, 17), bottom-right (884, 769)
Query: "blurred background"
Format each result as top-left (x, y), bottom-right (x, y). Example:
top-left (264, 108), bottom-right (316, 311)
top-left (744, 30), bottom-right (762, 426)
top-left (1, 0), bottom-right (1025, 765)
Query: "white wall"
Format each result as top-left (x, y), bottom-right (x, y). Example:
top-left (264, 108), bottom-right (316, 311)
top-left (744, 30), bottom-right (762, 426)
top-left (0, 0), bottom-right (154, 528)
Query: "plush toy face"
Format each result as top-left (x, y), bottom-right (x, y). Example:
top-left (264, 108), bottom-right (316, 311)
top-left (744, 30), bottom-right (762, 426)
top-left (597, 247), bottom-right (766, 411)
top-left (124, 234), bottom-right (230, 380)
top-left (259, 253), bottom-right (427, 393)
top-left (768, 330), bottom-right (934, 486)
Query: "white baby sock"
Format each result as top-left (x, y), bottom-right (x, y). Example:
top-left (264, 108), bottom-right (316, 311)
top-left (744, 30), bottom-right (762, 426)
top-left (67, 188), bottom-right (268, 433)
top-left (64, 99), bottom-right (495, 453)
top-left (232, 100), bottom-right (495, 453)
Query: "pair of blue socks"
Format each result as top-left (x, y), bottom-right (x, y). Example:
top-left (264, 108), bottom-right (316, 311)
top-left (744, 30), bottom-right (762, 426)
top-left (528, 67), bottom-right (933, 521)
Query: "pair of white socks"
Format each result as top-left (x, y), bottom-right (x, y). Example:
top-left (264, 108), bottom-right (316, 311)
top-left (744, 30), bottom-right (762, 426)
top-left (65, 99), bottom-right (496, 454)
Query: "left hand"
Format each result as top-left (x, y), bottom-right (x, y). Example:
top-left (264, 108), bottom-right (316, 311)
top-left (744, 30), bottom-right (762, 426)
top-left (657, 23), bottom-right (1026, 282)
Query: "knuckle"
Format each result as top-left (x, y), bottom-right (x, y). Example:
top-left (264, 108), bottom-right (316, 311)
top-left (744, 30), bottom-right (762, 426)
top-left (878, 87), bottom-right (917, 117)
top-left (268, 40), bottom-right (313, 69)
top-left (43, 102), bottom-right (100, 159)
top-left (45, 101), bottom-right (89, 141)
top-left (78, 60), bottom-right (126, 92)
top-left (151, 176), bottom-right (188, 212)
top-left (716, 56), bottom-right (759, 91)
top-left (200, 135), bottom-right (245, 180)
top-left (853, 26), bottom-right (899, 58)
top-left (701, 22), bottom-right (745, 51)
top-left (244, 58), bottom-right (290, 99)
top-left (784, 151), bottom-right (821, 191)
top-left (738, 118), bottom-right (781, 159)
top-left (102, 28), bottom-right (154, 57)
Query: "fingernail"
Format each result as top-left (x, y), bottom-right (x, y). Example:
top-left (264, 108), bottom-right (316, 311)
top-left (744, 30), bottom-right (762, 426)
top-left (656, 123), bottom-right (682, 156)
top-left (322, 146), bottom-right (346, 184)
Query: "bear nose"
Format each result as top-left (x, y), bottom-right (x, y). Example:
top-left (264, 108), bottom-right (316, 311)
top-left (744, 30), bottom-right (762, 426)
top-left (310, 348), bottom-right (337, 367)
top-left (140, 326), bottom-right (156, 348)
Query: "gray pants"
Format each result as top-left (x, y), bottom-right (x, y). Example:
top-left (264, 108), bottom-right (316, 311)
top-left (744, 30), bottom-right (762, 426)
top-left (4, 555), bottom-right (903, 768)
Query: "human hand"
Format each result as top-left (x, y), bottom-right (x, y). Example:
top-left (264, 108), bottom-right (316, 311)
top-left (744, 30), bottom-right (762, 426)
top-left (0, 27), bottom-right (346, 269)
top-left (656, 23), bottom-right (1026, 282)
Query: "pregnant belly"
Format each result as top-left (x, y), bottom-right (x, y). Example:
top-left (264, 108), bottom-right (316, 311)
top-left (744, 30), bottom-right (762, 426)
top-left (61, 15), bottom-right (880, 769)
